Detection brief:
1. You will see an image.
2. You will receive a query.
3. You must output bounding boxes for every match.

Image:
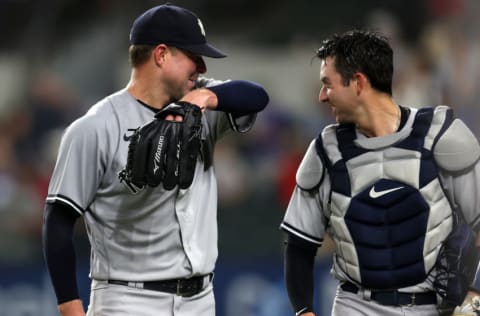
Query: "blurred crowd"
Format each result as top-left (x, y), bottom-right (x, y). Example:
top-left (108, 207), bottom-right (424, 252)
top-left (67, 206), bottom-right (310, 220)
top-left (1, 0), bottom-right (480, 265)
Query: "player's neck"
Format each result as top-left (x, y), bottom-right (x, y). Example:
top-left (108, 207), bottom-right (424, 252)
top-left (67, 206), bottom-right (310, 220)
top-left (127, 70), bottom-right (171, 109)
top-left (356, 96), bottom-right (400, 138)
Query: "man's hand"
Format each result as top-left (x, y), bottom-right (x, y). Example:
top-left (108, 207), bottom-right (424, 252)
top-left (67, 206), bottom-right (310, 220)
top-left (452, 290), bottom-right (480, 316)
top-left (181, 88), bottom-right (218, 112)
top-left (58, 299), bottom-right (86, 316)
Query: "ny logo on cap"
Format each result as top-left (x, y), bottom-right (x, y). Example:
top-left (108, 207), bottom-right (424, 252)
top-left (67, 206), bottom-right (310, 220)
top-left (197, 18), bottom-right (205, 37)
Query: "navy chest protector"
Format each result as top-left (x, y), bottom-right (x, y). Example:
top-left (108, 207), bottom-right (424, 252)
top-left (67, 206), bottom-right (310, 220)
top-left (315, 108), bottom-right (454, 290)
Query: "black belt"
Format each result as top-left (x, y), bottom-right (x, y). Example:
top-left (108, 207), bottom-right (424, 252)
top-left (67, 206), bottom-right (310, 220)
top-left (341, 282), bottom-right (437, 306)
top-left (108, 273), bottom-right (213, 297)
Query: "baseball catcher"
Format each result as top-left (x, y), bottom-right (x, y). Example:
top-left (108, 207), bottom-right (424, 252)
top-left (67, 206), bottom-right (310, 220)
top-left (119, 101), bottom-right (203, 191)
top-left (280, 30), bottom-right (480, 316)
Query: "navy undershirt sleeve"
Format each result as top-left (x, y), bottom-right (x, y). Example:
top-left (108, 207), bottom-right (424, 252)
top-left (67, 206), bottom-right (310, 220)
top-left (207, 80), bottom-right (269, 117)
top-left (285, 233), bottom-right (318, 315)
top-left (42, 202), bottom-right (81, 304)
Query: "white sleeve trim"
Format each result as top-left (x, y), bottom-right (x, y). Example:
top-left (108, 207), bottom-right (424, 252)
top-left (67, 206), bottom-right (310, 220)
top-left (46, 195), bottom-right (84, 216)
top-left (280, 222), bottom-right (323, 245)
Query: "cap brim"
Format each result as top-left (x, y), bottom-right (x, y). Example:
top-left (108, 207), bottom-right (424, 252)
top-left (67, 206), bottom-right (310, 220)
top-left (177, 43), bottom-right (227, 58)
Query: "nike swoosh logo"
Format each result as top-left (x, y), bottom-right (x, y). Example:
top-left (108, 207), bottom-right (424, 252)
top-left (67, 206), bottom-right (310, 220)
top-left (369, 185), bottom-right (404, 198)
top-left (295, 307), bottom-right (308, 316)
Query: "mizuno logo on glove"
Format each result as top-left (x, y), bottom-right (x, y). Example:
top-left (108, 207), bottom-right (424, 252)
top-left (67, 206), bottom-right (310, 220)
top-left (153, 135), bottom-right (165, 174)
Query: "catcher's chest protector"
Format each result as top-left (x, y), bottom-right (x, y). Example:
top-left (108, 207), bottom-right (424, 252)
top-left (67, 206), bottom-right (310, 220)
top-left (317, 107), bottom-right (453, 290)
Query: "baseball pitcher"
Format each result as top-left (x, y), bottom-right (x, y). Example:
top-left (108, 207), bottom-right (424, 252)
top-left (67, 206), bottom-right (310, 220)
top-left (42, 4), bottom-right (269, 316)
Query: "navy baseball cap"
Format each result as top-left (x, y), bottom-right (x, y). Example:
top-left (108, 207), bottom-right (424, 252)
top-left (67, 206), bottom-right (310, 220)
top-left (130, 4), bottom-right (226, 58)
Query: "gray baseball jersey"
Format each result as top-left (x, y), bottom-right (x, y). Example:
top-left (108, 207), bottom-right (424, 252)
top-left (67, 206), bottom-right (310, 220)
top-left (46, 78), bottom-right (253, 282)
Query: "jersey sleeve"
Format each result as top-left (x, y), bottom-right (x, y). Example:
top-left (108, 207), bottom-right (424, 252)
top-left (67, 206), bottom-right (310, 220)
top-left (434, 116), bottom-right (480, 232)
top-left (197, 76), bottom-right (260, 135)
top-left (280, 185), bottom-right (327, 246)
top-left (46, 114), bottom-right (106, 215)
top-left (439, 160), bottom-right (480, 232)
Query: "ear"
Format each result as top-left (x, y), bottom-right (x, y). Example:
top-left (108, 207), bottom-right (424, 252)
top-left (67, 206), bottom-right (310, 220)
top-left (353, 72), bottom-right (369, 96)
top-left (152, 44), bottom-right (169, 67)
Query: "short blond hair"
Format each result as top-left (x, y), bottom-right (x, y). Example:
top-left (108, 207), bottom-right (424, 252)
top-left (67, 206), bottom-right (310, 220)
top-left (128, 45), bottom-right (155, 67)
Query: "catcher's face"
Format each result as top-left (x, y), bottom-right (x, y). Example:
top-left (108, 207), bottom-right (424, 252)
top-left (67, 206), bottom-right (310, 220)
top-left (164, 47), bottom-right (206, 100)
top-left (319, 56), bottom-right (359, 124)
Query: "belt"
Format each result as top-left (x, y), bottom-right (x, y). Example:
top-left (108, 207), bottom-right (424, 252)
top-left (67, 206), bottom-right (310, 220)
top-left (108, 273), bottom-right (213, 297)
top-left (341, 282), bottom-right (437, 306)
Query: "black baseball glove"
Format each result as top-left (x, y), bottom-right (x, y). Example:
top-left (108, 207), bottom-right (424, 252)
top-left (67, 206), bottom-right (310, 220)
top-left (119, 101), bottom-right (202, 191)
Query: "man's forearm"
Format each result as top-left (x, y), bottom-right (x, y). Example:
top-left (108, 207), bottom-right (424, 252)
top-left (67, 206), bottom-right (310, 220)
top-left (284, 234), bottom-right (318, 315)
top-left (43, 203), bottom-right (81, 303)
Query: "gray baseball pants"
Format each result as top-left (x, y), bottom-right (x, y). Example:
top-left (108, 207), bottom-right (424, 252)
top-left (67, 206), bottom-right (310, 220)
top-left (86, 279), bottom-right (215, 316)
top-left (332, 285), bottom-right (440, 316)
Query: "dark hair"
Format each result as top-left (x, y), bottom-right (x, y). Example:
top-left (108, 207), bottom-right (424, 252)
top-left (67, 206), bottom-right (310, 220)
top-left (316, 30), bottom-right (393, 95)
top-left (129, 45), bottom-right (155, 67)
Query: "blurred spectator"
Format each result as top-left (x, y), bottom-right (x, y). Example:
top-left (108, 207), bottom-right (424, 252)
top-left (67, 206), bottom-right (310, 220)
top-left (275, 123), bottom-right (308, 209)
top-left (426, 0), bottom-right (464, 18)
top-left (16, 70), bottom-right (78, 165)
top-left (0, 112), bottom-right (43, 263)
top-left (215, 137), bottom-right (253, 208)
top-left (0, 69), bottom-right (81, 264)
top-left (435, 24), bottom-right (480, 135)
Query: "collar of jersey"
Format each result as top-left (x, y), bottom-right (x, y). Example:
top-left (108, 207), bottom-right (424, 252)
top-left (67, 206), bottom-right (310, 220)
top-left (136, 99), bottom-right (160, 113)
top-left (353, 107), bottom-right (418, 150)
